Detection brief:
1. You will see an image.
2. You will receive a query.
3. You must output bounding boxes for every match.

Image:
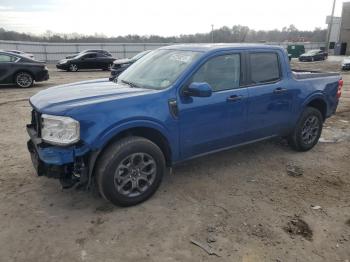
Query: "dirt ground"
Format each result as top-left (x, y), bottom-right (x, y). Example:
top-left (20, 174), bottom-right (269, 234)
top-left (0, 60), bottom-right (349, 262)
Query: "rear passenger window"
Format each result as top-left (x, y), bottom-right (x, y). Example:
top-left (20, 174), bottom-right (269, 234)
top-left (250, 53), bottom-right (280, 84)
top-left (192, 54), bottom-right (240, 91)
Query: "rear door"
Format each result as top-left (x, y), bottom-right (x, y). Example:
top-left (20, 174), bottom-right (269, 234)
top-left (178, 52), bottom-right (248, 159)
top-left (245, 51), bottom-right (294, 139)
top-left (96, 53), bottom-right (110, 68)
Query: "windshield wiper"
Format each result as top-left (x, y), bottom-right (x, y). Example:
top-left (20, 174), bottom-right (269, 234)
top-left (121, 79), bottom-right (142, 88)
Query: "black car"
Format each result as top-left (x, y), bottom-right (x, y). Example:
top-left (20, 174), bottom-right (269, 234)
top-left (109, 50), bottom-right (152, 81)
top-left (0, 51), bottom-right (49, 88)
top-left (299, 49), bottom-right (328, 62)
top-left (66, 49), bottom-right (112, 59)
top-left (56, 52), bottom-right (116, 72)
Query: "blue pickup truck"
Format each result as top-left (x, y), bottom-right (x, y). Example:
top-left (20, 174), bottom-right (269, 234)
top-left (27, 44), bottom-right (343, 206)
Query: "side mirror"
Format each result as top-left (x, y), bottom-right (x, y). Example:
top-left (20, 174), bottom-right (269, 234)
top-left (184, 82), bottom-right (212, 97)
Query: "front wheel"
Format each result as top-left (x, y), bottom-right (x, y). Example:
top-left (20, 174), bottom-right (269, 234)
top-left (288, 107), bottom-right (323, 151)
top-left (95, 137), bottom-right (166, 206)
top-left (69, 64), bottom-right (78, 72)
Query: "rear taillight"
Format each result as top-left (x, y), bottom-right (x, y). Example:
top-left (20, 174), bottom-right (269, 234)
top-left (337, 79), bottom-right (343, 99)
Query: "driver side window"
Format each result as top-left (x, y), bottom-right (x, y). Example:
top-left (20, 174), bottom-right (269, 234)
top-left (192, 54), bottom-right (240, 91)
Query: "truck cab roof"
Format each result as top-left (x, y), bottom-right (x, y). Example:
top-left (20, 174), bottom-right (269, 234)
top-left (161, 43), bottom-right (284, 53)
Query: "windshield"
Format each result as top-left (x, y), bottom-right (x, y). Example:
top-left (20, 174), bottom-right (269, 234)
top-left (305, 50), bottom-right (320, 55)
top-left (117, 49), bottom-right (201, 90)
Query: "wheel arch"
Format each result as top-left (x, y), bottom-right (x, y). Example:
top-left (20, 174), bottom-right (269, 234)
top-left (89, 122), bottom-right (174, 184)
top-left (305, 97), bottom-right (327, 120)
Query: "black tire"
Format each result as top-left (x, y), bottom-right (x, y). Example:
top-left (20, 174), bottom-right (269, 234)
top-left (15, 71), bottom-right (33, 88)
top-left (288, 107), bottom-right (323, 152)
top-left (95, 136), bottom-right (166, 206)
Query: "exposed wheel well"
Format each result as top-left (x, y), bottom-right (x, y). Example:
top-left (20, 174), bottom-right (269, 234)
top-left (307, 99), bottom-right (327, 120)
top-left (98, 127), bottom-right (172, 167)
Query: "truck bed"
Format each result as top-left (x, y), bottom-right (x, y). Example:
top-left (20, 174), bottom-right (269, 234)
top-left (292, 69), bottom-right (340, 80)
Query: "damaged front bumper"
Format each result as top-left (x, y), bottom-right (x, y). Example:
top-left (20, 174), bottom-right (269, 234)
top-left (26, 124), bottom-right (97, 189)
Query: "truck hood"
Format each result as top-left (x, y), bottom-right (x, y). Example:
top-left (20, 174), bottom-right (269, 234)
top-left (30, 78), bottom-right (157, 114)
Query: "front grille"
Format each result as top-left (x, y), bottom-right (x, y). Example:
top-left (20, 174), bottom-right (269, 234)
top-left (31, 110), bottom-right (42, 137)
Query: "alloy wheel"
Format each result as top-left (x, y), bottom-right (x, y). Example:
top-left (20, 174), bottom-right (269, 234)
top-left (16, 72), bottom-right (33, 88)
top-left (301, 115), bottom-right (320, 145)
top-left (114, 153), bottom-right (157, 197)
top-left (69, 64), bottom-right (78, 72)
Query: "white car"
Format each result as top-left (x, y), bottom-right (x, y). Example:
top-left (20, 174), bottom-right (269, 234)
top-left (6, 50), bottom-right (35, 60)
top-left (342, 56), bottom-right (350, 71)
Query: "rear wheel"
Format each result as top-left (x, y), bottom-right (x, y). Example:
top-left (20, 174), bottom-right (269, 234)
top-left (288, 107), bottom-right (323, 151)
top-left (96, 136), bottom-right (166, 206)
top-left (15, 72), bottom-right (33, 88)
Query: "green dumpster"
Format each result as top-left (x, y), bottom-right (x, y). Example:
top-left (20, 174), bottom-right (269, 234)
top-left (287, 45), bottom-right (305, 58)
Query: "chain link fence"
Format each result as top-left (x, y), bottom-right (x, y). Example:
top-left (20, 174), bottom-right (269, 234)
top-left (0, 40), bottom-right (325, 62)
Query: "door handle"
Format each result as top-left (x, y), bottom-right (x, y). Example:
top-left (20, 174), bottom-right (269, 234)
top-left (226, 95), bottom-right (243, 102)
top-left (273, 87), bottom-right (287, 94)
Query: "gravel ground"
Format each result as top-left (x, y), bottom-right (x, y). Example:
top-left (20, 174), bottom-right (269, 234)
top-left (0, 61), bottom-right (349, 262)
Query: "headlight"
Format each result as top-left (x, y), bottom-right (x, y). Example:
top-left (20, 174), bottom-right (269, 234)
top-left (60, 59), bottom-right (68, 64)
top-left (41, 114), bottom-right (80, 145)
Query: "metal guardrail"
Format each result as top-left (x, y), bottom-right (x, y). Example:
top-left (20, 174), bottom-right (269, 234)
top-left (0, 40), bottom-right (325, 62)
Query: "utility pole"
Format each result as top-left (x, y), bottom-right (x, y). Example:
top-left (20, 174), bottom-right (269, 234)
top-left (211, 24), bottom-right (214, 43)
top-left (326, 0), bottom-right (337, 52)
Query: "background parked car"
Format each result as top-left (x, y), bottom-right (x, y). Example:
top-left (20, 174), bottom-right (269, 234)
top-left (299, 49), bottom-right (328, 62)
top-left (66, 49), bottom-right (112, 59)
top-left (342, 56), bottom-right (350, 70)
top-left (5, 50), bottom-right (35, 59)
top-left (109, 50), bottom-right (152, 81)
top-left (56, 52), bottom-right (116, 71)
top-left (0, 51), bottom-right (49, 88)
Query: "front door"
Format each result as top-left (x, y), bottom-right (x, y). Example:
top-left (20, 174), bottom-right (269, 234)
top-left (178, 52), bottom-right (248, 159)
top-left (80, 53), bottom-right (97, 69)
top-left (0, 54), bottom-right (17, 84)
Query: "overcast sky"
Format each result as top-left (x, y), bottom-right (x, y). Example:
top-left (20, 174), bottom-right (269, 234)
top-left (0, 0), bottom-right (347, 36)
